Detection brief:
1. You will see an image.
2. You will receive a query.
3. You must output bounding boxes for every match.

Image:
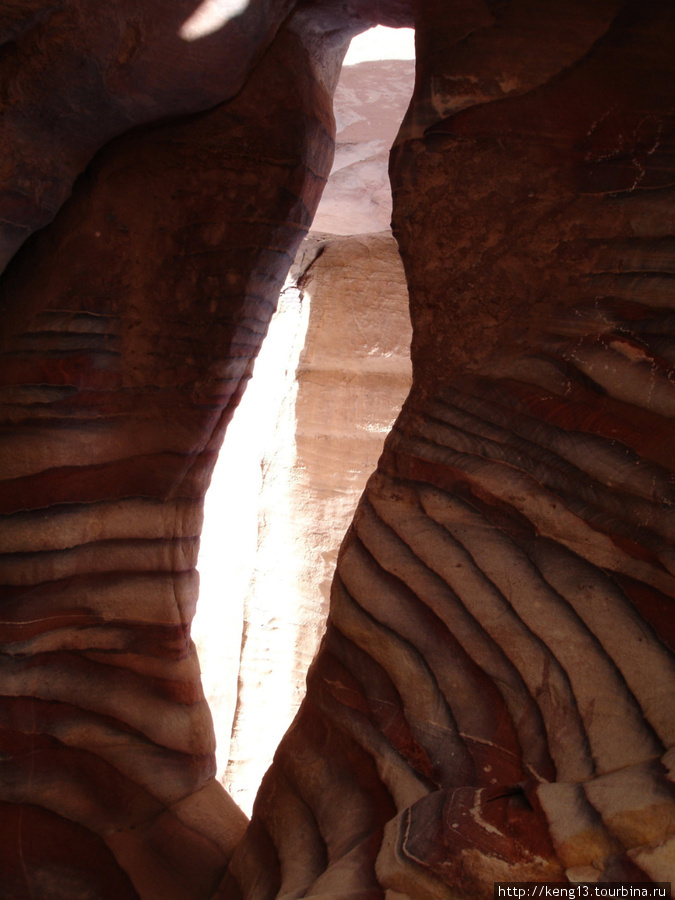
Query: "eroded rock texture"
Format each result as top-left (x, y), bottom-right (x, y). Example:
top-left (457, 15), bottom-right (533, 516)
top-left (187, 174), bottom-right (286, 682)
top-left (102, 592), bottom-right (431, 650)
top-left (0, 7), bottom-right (343, 896)
top-left (0, 0), bottom-right (674, 898)
top-left (222, 233), bottom-right (412, 812)
top-left (231, 2), bottom-right (675, 897)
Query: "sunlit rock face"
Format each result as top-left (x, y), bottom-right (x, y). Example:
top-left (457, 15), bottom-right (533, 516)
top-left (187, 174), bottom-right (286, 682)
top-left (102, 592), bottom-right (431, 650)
top-left (195, 43), bottom-right (415, 813)
top-left (312, 58), bottom-right (415, 234)
top-left (215, 233), bottom-right (412, 813)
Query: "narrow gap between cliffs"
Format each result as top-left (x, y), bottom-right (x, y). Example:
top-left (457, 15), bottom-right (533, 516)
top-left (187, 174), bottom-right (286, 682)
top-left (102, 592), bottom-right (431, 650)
top-left (193, 24), bottom-right (415, 818)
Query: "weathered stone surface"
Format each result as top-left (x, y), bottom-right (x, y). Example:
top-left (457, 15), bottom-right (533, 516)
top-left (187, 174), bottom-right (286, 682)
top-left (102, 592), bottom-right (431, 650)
top-left (0, 11), bottom-right (340, 896)
top-left (0, 0), bottom-right (297, 270)
top-left (230, 2), bottom-right (675, 897)
top-left (1, 0), bottom-right (674, 897)
top-left (0, 0), bottom-right (413, 271)
top-left (312, 58), bottom-right (415, 234)
top-left (220, 233), bottom-right (412, 812)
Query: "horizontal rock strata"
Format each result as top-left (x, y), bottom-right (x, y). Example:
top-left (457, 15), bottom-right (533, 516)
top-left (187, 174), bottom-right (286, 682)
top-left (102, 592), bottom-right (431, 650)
top-left (228, 2), bottom-right (675, 897)
top-left (220, 233), bottom-right (412, 812)
top-left (0, 0), bottom-right (674, 897)
top-left (0, 13), bottom-right (341, 897)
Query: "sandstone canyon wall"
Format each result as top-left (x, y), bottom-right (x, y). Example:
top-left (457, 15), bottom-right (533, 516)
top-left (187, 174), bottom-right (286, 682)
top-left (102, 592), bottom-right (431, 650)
top-left (195, 48), bottom-right (415, 814)
top-left (207, 233), bottom-right (412, 814)
top-left (0, 5), bottom-right (348, 895)
top-left (1, 1), bottom-right (674, 899)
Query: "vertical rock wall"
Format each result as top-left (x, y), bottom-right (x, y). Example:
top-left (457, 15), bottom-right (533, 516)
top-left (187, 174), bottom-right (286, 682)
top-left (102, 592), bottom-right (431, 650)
top-left (222, 234), bottom-right (412, 813)
top-left (0, 1), bottom-right (673, 898)
top-left (229, 2), bottom-right (675, 897)
top-left (195, 46), bottom-right (416, 814)
top-left (0, 12), bottom-right (343, 897)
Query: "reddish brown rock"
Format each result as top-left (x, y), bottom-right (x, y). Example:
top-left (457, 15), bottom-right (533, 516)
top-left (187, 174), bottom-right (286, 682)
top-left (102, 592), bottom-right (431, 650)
top-left (0, 0), bottom-right (296, 270)
top-left (0, 0), bottom-right (674, 898)
top-left (233, 2), bottom-right (675, 896)
top-left (0, 0), bottom-right (413, 270)
top-left (0, 10), bottom-right (341, 897)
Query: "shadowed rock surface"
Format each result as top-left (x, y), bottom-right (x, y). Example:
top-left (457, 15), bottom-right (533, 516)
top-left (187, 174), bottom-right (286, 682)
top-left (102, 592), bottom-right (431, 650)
top-left (0, 0), bottom-right (673, 898)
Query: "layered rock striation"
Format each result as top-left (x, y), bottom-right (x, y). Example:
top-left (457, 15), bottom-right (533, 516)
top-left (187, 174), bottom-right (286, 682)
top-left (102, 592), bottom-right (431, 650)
top-left (0, 8), bottom-right (344, 896)
top-left (0, 0), bottom-right (674, 898)
top-left (219, 233), bottom-right (412, 813)
top-left (229, 2), bottom-right (675, 896)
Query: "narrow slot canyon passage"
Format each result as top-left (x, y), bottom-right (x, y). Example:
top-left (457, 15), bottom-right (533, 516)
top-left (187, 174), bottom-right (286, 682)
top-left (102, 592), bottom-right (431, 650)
top-left (193, 25), bottom-right (416, 815)
top-left (1, 3), bottom-right (673, 896)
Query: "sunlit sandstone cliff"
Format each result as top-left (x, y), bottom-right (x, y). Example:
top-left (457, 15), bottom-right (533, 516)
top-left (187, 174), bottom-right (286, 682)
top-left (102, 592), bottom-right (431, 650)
top-left (209, 233), bottom-right (413, 813)
top-left (195, 47), bottom-right (415, 815)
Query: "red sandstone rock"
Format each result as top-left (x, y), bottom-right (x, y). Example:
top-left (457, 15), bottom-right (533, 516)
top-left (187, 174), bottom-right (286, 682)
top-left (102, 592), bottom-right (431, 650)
top-left (0, 1), bottom-right (674, 898)
top-left (0, 10), bottom-right (340, 896)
